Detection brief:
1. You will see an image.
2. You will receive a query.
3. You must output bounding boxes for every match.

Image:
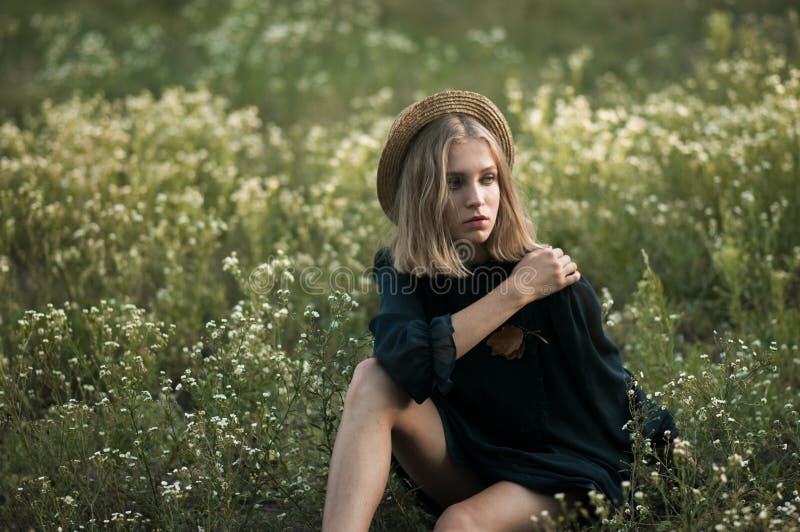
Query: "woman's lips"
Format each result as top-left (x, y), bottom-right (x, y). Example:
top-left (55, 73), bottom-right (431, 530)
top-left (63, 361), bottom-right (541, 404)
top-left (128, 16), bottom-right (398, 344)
top-left (465, 218), bottom-right (489, 227)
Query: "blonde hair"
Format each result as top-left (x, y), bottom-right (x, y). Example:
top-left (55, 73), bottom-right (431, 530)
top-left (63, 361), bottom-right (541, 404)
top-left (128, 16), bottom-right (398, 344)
top-left (388, 114), bottom-right (538, 277)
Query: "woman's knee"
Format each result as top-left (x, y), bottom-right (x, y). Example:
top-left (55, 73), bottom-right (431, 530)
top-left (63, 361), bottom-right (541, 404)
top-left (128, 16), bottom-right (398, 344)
top-left (345, 358), bottom-right (410, 412)
top-left (434, 502), bottom-right (481, 532)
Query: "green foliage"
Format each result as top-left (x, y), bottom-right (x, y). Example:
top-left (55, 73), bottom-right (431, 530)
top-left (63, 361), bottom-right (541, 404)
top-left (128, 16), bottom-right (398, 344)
top-left (606, 258), bottom-right (798, 530)
top-left (1, 2), bottom-right (799, 529)
top-left (1, 290), bottom-right (372, 529)
top-left (3, 1), bottom-right (798, 125)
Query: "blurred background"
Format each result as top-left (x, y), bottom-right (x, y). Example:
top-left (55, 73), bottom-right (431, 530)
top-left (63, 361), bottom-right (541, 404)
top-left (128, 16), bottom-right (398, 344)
top-left (1, 0), bottom-right (796, 124)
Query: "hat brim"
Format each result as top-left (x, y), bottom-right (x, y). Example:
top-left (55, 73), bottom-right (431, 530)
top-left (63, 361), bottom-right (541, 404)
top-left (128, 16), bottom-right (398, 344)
top-left (377, 90), bottom-right (515, 223)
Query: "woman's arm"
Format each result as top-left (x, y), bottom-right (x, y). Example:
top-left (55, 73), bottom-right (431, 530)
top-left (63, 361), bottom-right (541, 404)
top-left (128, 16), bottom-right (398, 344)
top-left (369, 248), bottom-right (579, 403)
top-left (449, 276), bottom-right (528, 359)
top-left (544, 274), bottom-right (680, 446)
top-left (369, 247), bottom-right (580, 404)
top-left (369, 248), bottom-right (458, 403)
top-left (451, 246), bottom-right (580, 358)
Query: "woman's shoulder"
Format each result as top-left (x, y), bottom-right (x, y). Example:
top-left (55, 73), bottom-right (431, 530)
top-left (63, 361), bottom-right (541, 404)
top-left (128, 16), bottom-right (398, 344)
top-left (372, 247), bottom-right (398, 277)
top-left (371, 247), bottom-right (430, 300)
top-left (371, 247), bottom-right (410, 282)
top-left (373, 246), bottom-right (392, 267)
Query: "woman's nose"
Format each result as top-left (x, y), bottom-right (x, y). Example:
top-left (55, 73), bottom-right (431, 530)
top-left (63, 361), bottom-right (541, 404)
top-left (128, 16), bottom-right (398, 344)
top-left (465, 182), bottom-right (484, 207)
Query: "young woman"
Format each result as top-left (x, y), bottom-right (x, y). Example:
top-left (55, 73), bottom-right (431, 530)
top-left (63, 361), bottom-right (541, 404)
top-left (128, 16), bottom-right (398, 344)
top-left (322, 90), bottom-right (678, 531)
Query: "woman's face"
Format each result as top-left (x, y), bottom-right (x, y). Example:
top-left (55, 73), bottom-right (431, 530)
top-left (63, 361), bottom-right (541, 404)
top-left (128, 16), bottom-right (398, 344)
top-left (444, 137), bottom-right (501, 264)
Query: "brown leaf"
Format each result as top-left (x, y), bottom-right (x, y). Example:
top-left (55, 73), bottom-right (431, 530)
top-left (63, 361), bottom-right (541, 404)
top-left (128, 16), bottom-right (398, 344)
top-left (486, 325), bottom-right (525, 360)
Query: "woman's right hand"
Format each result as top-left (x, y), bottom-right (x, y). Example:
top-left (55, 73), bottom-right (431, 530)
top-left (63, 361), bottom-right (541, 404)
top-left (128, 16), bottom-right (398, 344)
top-left (507, 246), bottom-right (580, 305)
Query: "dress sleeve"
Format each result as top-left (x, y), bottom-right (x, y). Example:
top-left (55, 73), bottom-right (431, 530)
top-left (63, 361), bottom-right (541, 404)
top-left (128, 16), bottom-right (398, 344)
top-left (367, 247), bottom-right (457, 404)
top-left (544, 275), bottom-right (679, 445)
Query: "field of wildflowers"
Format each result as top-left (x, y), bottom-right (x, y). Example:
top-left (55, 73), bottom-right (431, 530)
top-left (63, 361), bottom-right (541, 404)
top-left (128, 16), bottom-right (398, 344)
top-left (1, 1), bottom-right (799, 529)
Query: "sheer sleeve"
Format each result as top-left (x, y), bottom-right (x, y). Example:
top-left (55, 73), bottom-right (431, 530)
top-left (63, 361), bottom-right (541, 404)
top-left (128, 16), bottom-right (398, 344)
top-left (543, 276), bottom-right (679, 445)
top-left (367, 247), bottom-right (458, 404)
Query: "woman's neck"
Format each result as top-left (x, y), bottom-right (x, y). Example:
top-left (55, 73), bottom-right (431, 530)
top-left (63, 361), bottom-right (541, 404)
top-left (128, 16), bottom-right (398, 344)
top-left (467, 244), bottom-right (489, 266)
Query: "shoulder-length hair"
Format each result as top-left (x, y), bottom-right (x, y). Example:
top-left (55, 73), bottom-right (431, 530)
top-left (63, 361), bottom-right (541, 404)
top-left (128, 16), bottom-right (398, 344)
top-left (388, 113), bottom-right (539, 277)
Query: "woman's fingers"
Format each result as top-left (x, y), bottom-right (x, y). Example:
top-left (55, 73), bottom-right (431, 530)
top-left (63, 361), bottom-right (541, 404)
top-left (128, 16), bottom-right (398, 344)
top-left (557, 254), bottom-right (578, 277)
top-left (559, 255), bottom-right (579, 287)
top-left (514, 246), bottom-right (581, 300)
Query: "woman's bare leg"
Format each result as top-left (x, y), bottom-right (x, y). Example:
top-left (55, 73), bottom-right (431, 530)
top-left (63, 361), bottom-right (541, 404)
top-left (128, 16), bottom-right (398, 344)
top-left (434, 481), bottom-right (586, 532)
top-left (322, 358), bottom-right (486, 531)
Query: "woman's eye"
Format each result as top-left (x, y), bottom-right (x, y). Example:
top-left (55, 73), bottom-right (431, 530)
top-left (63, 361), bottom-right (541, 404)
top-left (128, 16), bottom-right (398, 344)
top-left (447, 175), bottom-right (494, 189)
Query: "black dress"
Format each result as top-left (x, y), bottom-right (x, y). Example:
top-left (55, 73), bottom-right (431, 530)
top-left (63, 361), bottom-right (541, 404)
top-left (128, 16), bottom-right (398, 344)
top-left (367, 247), bottom-right (678, 507)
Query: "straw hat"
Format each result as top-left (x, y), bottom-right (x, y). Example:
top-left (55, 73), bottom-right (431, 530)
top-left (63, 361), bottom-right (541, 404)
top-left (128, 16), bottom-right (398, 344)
top-left (376, 90), bottom-right (515, 223)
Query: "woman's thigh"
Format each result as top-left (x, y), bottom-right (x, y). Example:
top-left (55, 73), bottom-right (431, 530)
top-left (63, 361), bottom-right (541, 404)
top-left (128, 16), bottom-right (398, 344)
top-left (434, 481), bottom-right (586, 532)
top-left (390, 397), bottom-right (487, 510)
